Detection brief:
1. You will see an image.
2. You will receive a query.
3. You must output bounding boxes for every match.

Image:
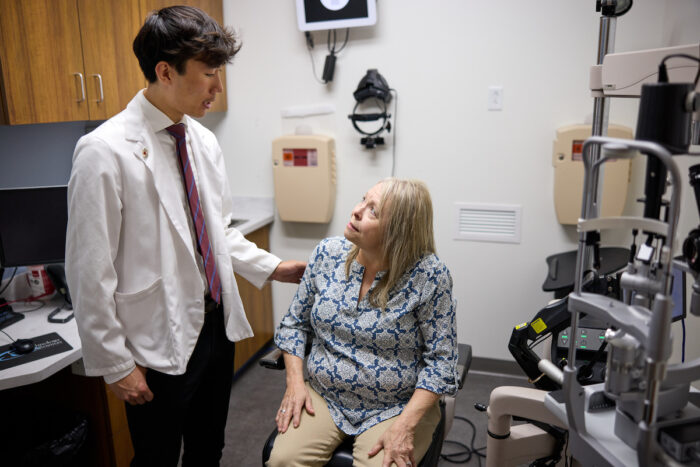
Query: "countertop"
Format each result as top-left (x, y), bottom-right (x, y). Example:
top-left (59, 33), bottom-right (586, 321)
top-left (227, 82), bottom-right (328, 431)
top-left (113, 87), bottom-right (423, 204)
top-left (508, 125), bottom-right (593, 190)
top-left (0, 297), bottom-right (81, 390)
top-left (229, 196), bottom-right (274, 236)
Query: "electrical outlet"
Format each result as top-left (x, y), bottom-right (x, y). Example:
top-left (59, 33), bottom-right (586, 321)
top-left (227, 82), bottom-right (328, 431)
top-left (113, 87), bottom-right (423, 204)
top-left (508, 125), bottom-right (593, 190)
top-left (488, 86), bottom-right (503, 111)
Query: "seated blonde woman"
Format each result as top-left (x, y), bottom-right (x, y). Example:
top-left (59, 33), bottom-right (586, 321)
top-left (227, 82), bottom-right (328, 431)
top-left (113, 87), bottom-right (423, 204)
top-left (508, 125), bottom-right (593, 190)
top-left (268, 178), bottom-right (458, 467)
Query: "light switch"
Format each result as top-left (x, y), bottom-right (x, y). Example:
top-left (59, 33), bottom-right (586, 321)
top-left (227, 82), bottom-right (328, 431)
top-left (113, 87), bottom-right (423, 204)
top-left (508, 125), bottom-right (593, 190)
top-left (488, 86), bottom-right (503, 111)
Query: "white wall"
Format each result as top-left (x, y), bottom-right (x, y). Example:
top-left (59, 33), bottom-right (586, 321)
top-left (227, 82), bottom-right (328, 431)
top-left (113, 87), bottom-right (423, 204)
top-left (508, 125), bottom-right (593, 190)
top-left (206, 0), bottom-right (700, 361)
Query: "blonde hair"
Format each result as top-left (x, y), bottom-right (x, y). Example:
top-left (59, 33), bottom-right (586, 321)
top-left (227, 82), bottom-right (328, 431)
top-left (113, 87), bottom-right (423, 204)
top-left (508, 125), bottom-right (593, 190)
top-left (345, 178), bottom-right (436, 309)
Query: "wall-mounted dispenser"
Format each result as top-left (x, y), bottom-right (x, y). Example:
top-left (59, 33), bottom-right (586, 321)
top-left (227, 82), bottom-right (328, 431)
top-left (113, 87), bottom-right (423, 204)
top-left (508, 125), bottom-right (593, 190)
top-left (552, 124), bottom-right (633, 225)
top-left (272, 134), bottom-right (336, 223)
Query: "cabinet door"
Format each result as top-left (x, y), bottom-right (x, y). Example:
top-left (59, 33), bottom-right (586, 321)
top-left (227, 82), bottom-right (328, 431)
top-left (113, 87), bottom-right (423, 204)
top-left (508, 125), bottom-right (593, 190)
top-left (0, 0), bottom-right (89, 124)
top-left (139, 0), bottom-right (228, 113)
top-left (233, 226), bottom-right (274, 373)
top-left (77, 0), bottom-right (145, 121)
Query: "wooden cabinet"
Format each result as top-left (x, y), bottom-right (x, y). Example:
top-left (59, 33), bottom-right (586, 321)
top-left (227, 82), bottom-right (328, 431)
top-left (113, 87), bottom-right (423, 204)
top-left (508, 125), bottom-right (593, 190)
top-left (75, 0), bottom-right (145, 121)
top-left (234, 225), bottom-right (275, 372)
top-left (0, 0), bottom-right (88, 124)
top-left (139, 0), bottom-right (228, 114)
top-left (104, 386), bottom-right (134, 467)
top-left (0, 0), bottom-right (228, 125)
top-left (0, 0), bottom-right (143, 124)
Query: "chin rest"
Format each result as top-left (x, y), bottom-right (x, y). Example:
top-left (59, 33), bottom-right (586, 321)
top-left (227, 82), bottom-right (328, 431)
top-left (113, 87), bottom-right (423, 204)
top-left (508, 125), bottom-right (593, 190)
top-left (260, 343), bottom-right (472, 467)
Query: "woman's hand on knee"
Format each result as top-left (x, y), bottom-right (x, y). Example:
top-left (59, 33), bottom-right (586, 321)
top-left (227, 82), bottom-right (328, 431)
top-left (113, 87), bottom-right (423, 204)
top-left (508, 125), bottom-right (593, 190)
top-left (276, 380), bottom-right (315, 433)
top-left (368, 422), bottom-right (416, 467)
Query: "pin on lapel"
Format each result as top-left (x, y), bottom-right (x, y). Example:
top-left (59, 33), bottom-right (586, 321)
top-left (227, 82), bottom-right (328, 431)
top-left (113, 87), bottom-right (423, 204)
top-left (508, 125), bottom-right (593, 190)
top-left (142, 148), bottom-right (149, 159)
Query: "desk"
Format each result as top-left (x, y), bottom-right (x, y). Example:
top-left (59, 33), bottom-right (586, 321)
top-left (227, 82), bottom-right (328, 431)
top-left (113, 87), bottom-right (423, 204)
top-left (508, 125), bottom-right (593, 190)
top-left (0, 299), bottom-right (81, 390)
top-left (0, 298), bottom-right (132, 466)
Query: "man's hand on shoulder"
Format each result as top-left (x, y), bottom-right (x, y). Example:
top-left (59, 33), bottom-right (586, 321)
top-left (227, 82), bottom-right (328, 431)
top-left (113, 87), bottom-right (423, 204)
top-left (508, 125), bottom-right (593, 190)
top-left (270, 260), bottom-right (306, 284)
top-left (108, 365), bottom-right (154, 405)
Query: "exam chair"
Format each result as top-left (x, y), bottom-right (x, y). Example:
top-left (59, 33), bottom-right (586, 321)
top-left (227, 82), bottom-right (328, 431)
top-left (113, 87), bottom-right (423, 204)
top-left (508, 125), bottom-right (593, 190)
top-left (259, 343), bottom-right (472, 467)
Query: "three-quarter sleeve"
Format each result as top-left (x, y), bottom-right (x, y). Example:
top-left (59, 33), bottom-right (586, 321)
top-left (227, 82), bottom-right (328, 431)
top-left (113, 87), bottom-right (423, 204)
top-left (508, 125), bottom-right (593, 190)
top-left (415, 264), bottom-right (459, 396)
top-left (274, 243), bottom-right (321, 358)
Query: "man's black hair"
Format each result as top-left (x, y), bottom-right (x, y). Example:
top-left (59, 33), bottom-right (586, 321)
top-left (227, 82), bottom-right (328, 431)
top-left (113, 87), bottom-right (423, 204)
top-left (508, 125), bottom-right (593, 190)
top-left (133, 5), bottom-right (240, 83)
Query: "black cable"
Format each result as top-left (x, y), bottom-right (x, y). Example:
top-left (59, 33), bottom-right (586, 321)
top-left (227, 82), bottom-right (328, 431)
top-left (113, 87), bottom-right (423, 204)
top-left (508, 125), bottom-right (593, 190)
top-left (321, 29), bottom-right (349, 84)
top-left (304, 31), bottom-right (325, 84)
top-left (327, 29), bottom-right (334, 53)
top-left (0, 267), bottom-right (18, 296)
top-left (327, 29), bottom-right (349, 53)
top-left (22, 300), bottom-right (46, 313)
top-left (304, 30), bottom-right (314, 49)
top-left (0, 328), bottom-right (15, 343)
top-left (440, 415), bottom-right (486, 465)
top-left (659, 53), bottom-right (700, 86)
top-left (389, 88), bottom-right (398, 176)
top-left (441, 440), bottom-right (471, 462)
top-left (682, 318), bottom-right (686, 363)
top-left (335, 28), bottom-right (349, 53)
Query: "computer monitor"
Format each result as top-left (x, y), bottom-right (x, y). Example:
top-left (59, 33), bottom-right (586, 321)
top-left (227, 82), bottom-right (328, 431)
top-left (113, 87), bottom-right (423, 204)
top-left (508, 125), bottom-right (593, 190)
top-left (0, 186), bottom-right (68, 268)
top-left (671, 259), bottom-right (687, 322)
top-left (0, 186), bottom-right (68, 329)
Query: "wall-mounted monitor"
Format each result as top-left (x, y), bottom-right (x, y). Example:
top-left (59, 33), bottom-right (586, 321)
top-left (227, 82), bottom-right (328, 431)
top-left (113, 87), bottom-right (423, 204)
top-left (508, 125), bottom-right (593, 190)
top-left (296, 0), bottom-right (377, 31)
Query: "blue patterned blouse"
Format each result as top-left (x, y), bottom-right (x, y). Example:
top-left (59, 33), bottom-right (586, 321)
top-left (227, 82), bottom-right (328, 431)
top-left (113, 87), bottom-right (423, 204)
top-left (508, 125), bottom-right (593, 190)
top-left (275, 237), bottom-right (458, 435)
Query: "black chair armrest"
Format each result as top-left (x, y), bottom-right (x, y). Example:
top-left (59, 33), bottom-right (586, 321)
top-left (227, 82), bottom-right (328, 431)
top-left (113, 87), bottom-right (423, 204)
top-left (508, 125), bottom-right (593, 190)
top-left (457, 343), bottom-right (472, 389)
top-left (259, 348), bottom-right (285, 370)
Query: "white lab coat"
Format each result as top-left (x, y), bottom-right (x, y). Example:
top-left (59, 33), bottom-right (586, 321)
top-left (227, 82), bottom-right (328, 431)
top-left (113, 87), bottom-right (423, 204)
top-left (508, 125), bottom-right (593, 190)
top-left (66, 92), bottom-right (280, 378)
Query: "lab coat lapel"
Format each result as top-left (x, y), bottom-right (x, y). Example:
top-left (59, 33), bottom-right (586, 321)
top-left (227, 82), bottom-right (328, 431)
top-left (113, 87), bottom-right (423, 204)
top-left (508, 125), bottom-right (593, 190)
top-left (123, 105), bottom-right (197, 261)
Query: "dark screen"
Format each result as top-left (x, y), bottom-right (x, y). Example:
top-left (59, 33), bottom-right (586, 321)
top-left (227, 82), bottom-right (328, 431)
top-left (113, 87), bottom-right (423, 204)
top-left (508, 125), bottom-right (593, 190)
top-left (671, 262), bottom-right (686, 322)
top-left (0, 186), bottom-right (68, 267)
top-left (303, 0), bottom-right (369, 22)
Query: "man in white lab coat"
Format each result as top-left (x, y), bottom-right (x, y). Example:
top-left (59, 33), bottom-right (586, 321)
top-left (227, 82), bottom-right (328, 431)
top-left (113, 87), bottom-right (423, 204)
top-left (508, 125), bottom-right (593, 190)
top-left (65, 6), bottom-right (305, 466)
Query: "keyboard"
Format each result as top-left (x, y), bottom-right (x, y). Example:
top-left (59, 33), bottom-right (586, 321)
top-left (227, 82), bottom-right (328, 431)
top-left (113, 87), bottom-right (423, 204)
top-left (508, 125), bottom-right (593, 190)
top-left (0, 309), bottom-right (24, 330)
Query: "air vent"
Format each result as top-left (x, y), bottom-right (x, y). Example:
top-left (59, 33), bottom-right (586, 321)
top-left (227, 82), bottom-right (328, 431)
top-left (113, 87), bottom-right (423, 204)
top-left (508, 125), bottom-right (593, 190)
top-left (453, 203), bottom-right (522, 244)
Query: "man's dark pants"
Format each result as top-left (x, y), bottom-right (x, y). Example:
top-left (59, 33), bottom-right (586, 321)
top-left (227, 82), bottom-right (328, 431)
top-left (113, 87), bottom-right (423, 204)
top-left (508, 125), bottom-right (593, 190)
top-left (125, 297), bottom-right (235, 467)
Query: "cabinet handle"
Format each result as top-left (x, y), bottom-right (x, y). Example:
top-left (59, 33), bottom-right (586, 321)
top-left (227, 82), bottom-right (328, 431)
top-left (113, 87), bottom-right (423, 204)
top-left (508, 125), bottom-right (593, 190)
top-left (91, 74), bottom-right (104, 103)
top-left (73, 72), bottom-right (86, 103)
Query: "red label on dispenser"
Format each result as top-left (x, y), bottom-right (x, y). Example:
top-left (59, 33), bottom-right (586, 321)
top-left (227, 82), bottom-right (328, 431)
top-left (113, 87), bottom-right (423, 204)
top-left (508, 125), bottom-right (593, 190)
top-left (572, 140), bottom-right (584, 161)
top-left (283, 148), bottom-right (318, 167)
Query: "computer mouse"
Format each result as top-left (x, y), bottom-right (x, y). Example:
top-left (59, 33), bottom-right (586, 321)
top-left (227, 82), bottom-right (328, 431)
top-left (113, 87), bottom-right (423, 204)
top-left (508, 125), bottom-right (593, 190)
top-left (10, 339), bottom-right (35, 355)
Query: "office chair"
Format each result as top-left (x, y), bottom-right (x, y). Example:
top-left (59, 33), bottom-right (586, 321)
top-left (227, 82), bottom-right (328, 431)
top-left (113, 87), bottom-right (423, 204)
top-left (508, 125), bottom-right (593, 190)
top-left (259, 343), bottom-right (472, 467)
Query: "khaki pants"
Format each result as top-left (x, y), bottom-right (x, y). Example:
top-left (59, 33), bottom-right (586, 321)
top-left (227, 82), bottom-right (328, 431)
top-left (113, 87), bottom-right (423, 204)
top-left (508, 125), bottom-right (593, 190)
top-left (267, 383), bottom-right (441, 467)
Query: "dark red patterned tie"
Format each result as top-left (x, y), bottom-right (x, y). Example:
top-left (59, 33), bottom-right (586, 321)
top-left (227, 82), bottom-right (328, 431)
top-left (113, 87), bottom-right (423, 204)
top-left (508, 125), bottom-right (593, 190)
top-left (166, 123), bottom-right (221, 304)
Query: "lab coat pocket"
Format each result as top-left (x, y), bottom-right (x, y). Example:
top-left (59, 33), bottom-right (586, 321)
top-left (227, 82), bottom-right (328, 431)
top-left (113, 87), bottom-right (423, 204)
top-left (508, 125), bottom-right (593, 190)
top-left (114, 277), bottom-right (168, 361)
top-left (114, 277), bottom-right (163, 304)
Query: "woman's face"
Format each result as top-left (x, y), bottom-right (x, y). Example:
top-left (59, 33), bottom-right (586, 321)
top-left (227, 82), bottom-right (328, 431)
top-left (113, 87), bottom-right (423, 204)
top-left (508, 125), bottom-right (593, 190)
top-left (344, 183), bottom-right (385, 254)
